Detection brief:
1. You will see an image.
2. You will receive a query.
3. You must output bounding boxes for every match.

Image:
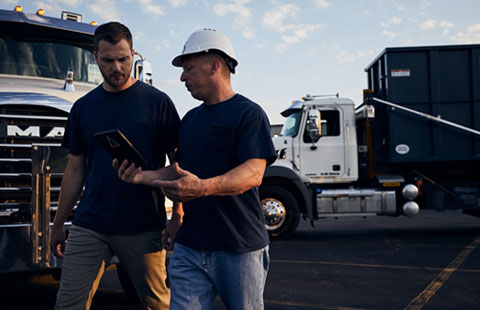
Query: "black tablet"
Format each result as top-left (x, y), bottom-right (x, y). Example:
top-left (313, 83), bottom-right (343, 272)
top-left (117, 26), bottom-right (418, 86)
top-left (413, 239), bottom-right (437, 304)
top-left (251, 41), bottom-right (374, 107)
top-left (93, 129), bottom-right (148, 166)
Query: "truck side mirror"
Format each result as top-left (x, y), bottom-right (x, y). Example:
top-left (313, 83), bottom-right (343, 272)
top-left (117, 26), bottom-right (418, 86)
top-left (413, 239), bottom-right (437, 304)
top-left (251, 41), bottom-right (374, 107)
top-left (306, 108), bottom-right (321, 149)
top-left (134, 59), bottom-right (153, 85)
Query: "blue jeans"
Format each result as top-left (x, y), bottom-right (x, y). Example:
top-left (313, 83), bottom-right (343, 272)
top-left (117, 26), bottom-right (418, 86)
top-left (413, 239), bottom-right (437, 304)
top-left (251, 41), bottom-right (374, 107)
top-left (168, 243), bottom-right (270, 310)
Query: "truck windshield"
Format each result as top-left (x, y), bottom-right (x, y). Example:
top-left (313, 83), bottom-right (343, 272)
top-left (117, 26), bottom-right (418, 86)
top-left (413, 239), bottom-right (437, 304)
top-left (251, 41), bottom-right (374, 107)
top-left (0, 37), bottom-right (101, 84)
top-left (280, 110), bottom-right (302, 137)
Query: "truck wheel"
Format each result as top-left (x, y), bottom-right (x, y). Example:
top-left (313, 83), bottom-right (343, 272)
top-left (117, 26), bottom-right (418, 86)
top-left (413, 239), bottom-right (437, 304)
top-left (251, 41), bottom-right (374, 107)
top-left (260, 186), bottom-right (300, 239)
top-left (116, 264), bottom-right (140, 302)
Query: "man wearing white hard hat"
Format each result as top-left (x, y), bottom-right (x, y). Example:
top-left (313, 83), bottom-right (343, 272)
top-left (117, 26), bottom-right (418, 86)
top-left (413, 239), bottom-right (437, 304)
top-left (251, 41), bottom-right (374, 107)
top-left (117, 28), bottom-right (276, 309)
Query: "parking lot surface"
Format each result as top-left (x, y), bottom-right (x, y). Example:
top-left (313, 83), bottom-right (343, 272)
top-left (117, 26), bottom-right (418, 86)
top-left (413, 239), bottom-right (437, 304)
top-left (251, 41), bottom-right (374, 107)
top-left (264, 211), bottom-right (480, 310)
top-left (1, 210), bottom-right (479, 310)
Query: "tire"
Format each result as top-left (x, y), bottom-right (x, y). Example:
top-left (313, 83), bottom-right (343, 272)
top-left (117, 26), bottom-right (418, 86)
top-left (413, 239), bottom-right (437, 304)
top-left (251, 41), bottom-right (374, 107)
top-left (116, 264), bottom-right (140, 302)
top-left (260, 186), bottom-right (300, 239)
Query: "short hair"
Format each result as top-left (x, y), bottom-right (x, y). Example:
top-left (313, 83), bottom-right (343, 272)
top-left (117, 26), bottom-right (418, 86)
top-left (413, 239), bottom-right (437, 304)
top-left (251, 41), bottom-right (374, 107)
top-left (94, 22), bottom-right (133, 51)
top-left (203, 51), bottom-right (234, 74)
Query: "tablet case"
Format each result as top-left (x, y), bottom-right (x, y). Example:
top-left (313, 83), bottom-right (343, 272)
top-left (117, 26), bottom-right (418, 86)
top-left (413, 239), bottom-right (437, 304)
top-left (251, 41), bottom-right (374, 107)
top-left (93, 129), bottom-right (148, 166)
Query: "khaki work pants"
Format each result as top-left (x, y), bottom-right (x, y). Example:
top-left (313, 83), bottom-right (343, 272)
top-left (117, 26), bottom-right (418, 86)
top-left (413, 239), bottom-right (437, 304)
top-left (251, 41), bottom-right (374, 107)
top-left (55, 225), bottom-right (170, 310)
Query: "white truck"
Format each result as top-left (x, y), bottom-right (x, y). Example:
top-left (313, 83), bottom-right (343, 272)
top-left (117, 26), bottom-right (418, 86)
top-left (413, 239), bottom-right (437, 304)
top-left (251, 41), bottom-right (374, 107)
top-left (261, 44), bottom-right (480, 239)
top-left (0, 6), bottom-right (151, 295)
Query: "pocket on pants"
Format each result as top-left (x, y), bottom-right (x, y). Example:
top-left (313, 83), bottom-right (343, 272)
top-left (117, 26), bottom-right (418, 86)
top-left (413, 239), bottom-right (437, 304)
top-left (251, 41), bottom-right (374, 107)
top-left (262, 246), bottom-right (270, 271)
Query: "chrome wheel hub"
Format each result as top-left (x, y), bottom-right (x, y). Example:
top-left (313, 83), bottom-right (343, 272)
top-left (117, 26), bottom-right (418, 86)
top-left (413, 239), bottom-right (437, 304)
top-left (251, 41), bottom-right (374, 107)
top-left (262, 198), bottom-right (286, 230)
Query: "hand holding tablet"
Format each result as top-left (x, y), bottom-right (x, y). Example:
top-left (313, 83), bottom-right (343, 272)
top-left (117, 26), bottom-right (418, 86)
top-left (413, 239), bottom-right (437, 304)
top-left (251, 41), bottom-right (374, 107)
top-left (94, 129), bottom-right (148, 167)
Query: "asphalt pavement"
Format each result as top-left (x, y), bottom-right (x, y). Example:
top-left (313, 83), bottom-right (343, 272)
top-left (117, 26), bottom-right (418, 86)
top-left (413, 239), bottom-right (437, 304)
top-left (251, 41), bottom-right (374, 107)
top-left (1, 210), bottom-right (479, 310)
top-left (264, 211), bottom-right (480, 310)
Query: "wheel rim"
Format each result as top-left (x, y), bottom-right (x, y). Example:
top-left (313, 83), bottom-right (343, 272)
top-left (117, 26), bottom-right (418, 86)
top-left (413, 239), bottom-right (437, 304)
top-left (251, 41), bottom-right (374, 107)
top-left (262, 198), bottom-right (286, 230)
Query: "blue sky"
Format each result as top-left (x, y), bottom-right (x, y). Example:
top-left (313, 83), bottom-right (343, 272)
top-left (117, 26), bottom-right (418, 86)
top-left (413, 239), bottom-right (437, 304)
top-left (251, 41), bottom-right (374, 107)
top-left (3, 0), bottom-right (480, 124)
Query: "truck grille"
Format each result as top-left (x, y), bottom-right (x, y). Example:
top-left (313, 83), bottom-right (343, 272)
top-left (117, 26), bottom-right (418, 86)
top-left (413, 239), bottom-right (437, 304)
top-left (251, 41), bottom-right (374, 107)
top-left (0, 104), bottom-right (69, 224)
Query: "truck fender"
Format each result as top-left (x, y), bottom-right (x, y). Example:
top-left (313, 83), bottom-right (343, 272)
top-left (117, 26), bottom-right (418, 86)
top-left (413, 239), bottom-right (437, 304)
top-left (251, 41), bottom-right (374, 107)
top-left (262, 166), bottom-right (314, 221)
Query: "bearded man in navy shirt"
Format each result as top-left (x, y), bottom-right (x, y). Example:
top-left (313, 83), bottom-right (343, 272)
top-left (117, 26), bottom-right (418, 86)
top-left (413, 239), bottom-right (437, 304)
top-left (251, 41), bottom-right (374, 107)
top-left (51, 22), bottom-right (180, 310)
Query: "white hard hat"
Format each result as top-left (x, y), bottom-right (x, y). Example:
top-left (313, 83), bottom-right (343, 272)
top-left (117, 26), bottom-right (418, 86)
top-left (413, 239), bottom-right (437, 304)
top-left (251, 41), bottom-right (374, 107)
top-left (172, 28), bottom-right (238, 73)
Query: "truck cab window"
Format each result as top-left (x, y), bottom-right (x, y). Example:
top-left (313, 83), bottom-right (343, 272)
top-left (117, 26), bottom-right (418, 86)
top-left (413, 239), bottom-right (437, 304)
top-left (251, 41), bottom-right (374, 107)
top-left (0, 37), bottom-right (100, 84)
top-left (280, 110), bottom-right (302, 137)
top-left (303, 109), bottom-right (340, 143)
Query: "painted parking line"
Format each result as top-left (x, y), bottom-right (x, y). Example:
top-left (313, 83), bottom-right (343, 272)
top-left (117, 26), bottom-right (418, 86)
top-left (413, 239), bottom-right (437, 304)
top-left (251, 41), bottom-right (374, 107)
top-left (284, 241), bottom-right (478, 250)
top-left (403, 236), bottom-right (480, 310)
top-left (350, 242), bottom-right (477, 249)
top-left (265, 299), bottom-right (371, 310)
top-left (271, 259), bottom-right (480, 273)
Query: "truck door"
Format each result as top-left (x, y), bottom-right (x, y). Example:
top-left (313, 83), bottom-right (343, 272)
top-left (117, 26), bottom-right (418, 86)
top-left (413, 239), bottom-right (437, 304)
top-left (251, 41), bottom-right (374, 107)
top-left (299, 108), bottom-right (346, 181)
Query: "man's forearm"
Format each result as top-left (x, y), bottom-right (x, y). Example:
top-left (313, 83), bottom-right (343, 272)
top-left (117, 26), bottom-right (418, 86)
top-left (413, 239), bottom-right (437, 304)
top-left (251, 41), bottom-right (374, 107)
top-left (202, 158), bottom-right (266, 197)
top-left (171, 201), bottom-right (184, 221)
top-left (54, 198), bottom-right (78, 228)
top-left (53, 176), bottom-right (84, 228)
top-left (53, 156), bottom-right (85, 228)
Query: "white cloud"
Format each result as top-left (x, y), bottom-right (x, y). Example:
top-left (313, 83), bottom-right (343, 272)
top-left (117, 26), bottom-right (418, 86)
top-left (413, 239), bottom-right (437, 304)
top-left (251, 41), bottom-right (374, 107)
top-left (214, 0), bottom-right (251, 19)
top-left (57, 0), bottom-right (83, 6)
top-left (136, 0), bottom-right (165, 16)
top-left (313, 0), bottom-right (333, 9)
top-left (419, 0), bottom-right (432, 10)
top-left (0, 0), bottom-right (19, 5)
top-left (169, 29), bottom-right (183, 38)
top-left (439, 21), bottom-right (454, 37)
top-left (88, 0), bottom-right (120, 21)
top-left (32, 1), bottom-right (58, 13)
top-left (322, 43), bottom-right (374, 65)
top-left (439, 21), bottom-right (454, 28)
top-left (262, 4), bottom-right (299, 31)
top-left (450, 24), bottom-right (480, 44)
top-left (322, 43), bottom-right (341, 50)
top-left (213, 0), bottom-right (255, 39)
top-left (420, 19), bottom-right (436, 30)
top-left (382, 30), bottom-right (399, 40)
top-left (135, 31), bottom-right (146, 41)
top-left (154, 39), bottom-right (170, 53)
top-left (381, 16), bottom-right (402, 27)
top-left (468, 24), bottom-right (480, 32)
top-left (397, 6), bottom-right (405, 11)
top-left (418, 19), bottom-right (453, 36)
top-left (168, 0), bottom-right (187, 8)
top-left (336, 49), bottom-right (373, 65)
top-left (262, 5), bottom-right (322, 44)
top-left (281, 24), bottom-right (323, 43)
top-left (30, 0), bottom-right (83, 16)
top-left (33, 0), bottom-right (83, 10)
top-left (391, 16), bottom-right (402, 25)
top-left (241, 29), bottom-right (255, 39)
top-left (336, 50), bottom-right (353, 64)
top-left (255, 42), bottom-right (268, 49)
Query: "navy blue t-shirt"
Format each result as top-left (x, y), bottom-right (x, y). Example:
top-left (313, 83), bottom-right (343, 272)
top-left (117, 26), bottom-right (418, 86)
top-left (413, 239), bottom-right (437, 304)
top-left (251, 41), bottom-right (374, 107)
top-left (63, 81), bottom-right (180, 235)
top-left (175, 94), bottom-right (276, 253)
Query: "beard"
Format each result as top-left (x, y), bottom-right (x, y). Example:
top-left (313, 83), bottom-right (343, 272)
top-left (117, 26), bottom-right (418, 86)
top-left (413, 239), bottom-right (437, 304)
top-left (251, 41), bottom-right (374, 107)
top-left (99, 66), bottom-right (131, 89)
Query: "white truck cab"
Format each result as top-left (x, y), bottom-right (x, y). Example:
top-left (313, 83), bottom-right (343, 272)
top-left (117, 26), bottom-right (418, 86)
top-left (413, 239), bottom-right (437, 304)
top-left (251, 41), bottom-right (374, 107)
top-left (272, 95), bottom-right (358, 184)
